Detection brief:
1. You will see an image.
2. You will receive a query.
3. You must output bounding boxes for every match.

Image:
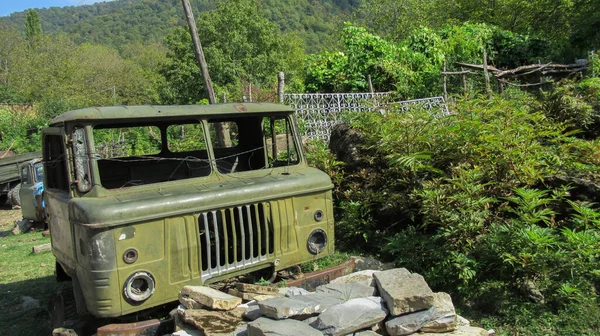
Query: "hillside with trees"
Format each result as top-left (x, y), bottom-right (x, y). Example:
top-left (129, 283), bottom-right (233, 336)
top-left (0, 0), bottom-right (358, 53)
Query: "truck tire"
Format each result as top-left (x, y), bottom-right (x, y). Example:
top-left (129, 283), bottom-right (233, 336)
top-left (9, 183), bottom-right (21, 206)
top-left (0, 194), bottom-right (7, 206)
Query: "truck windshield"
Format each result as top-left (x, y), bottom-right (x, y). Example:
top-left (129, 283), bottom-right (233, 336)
top-left (92, 115), bottom-right (299, 189)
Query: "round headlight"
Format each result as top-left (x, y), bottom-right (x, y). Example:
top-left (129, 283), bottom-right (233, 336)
top-left (123, 271), bottom-right (155, 304)
top-left (307, 229), bottom-right (327, 255)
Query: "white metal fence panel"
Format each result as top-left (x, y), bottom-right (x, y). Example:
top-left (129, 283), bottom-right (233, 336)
top-left (284, 93), bottom-right (448, 141)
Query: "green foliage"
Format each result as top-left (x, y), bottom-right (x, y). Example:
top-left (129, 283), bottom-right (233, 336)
top-left (539, 78), bottom-right (600, 139)
top-left (0, 106), bottom-right (46, 153)
top-left (161, 0), bottom-right (305, 103)
top-left (316, 93), bottom-right (600, 333)
top-left (299, 251), bottom-right (351, 273)
top-left (254, 277), bottom-right (272, 286)
top-left (0, 0), bottom-right (356, 54)
top-left (305, 22), bottom-right (554, 98)
top-left (24, 9), bottom-right (42, 44)
top-left (305, 23), bottom-right (442, 98)
top-left (354, 0), bottom-right (590, 60)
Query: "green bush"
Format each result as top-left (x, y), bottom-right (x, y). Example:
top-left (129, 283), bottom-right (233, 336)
top-left (0, 106), bottom-right (46, 153)
top-left (320, 94), bottom-right (600, 334)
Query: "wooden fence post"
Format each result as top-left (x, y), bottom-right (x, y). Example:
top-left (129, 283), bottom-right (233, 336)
top-left (248, 81), bottom-right (252, 102)
top-left (461, 67), bottom-right (468, 97)
top-left (443, 62), bottom-right (448, 102)
top-left (277, 72), bottom-right (285, 104)
top-left (482, 47), bottom-right (492, 99)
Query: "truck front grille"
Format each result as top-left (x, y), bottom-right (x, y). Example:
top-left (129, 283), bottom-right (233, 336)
top-left (199, 203), bottom-right (274, 281)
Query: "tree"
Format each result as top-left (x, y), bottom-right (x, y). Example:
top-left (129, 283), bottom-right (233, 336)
top-left (354, 0), bottom-right (576, 57)
top-left (25, 9), bottom-right (42, 45)
top-left (161, 0), bottom-right (305, 103)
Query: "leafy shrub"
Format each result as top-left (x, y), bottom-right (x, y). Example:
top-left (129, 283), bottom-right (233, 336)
top-left (0, 106), bottom-right (46, 153)
top-left (319, 94), bottom-right (600, 334)
top-left (539, 78), bottom-right (600, 138)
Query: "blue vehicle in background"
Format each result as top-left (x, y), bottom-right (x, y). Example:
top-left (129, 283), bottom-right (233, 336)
top-left (19, 158), bottom-right (46, 224)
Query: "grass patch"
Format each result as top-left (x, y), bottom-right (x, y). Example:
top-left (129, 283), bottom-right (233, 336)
top-left (300, 251), bottom-right (352, 273)
top-left (0, 226), bottom-right (59, 336)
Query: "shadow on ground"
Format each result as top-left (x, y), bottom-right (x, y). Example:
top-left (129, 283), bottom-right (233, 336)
top-left (0, 276), bottom-right (61, 336)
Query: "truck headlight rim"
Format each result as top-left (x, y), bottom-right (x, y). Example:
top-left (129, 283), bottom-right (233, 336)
top-left (307, 228), bottom-right (327, 255)
top-left (123, 271), bottom-right (155, 304)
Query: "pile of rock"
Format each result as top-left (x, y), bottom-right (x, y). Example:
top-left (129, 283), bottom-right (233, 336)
top-left (172, 268), bottom-right (491, 336)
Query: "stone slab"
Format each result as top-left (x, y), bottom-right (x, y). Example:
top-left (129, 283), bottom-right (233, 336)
top-left (351, 256), bottom-right (395, 271)
top-left (385, 307), bottom-right (436, 335)
top-left (181, 286), bottom-right (242, 311)
top-left (374, 269), bottom-right (434, 315)
top-left (183, 308), bottom-right (244, 336)
top-left (229, 288), bottom-right (281, 301)
top-left (242, 305), bottom-right (262, 321)
top-left (283, 287), bottom-right (312, 297)
top-left (236, 283), bottom-right (280, 295)
top-left (354, 331), bottom-right (382, 336)
top-left (330, 270), bottom-right (377, 287)
top-left (259, 294), bottom-right (344, 320)
top-left (457, 315), bottom-right (471, 327)
top-left (248, 317), bottom-right (322, 336)
top-left (311, 296), bottom-right (388, 336)
top-left (316, 283), bottom-right (377, 300)
top-left (179, 292), bottom-right (205, 309)
top-left (421, 292), bottom-right (457, 333)
top-left (418, 325), bottom-right (488, 336)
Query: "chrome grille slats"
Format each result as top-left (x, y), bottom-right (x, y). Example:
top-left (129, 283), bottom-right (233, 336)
top-left (199, 203), bottom-right (271, 281)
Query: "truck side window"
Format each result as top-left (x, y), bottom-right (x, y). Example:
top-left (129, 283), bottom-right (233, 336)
top-left (44, 135), bottom-right (69, 192)
top-left (264, 117), bottom-right (299, 167)
top-left (209, 118), bottom-right (269, 174)
top-left (21, 166), bottom-right (31, 185)
top-left (167, 123), bottom-right (207, 152)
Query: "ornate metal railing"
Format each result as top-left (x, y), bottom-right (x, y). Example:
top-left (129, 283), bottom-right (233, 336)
top-left (284, 93), bottom-right (448, 140)
top-left (387, 96), bottom-right (450, 116)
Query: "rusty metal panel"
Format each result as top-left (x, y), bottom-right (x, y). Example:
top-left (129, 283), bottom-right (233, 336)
top-left (282, 259), bottom-right (356, 291)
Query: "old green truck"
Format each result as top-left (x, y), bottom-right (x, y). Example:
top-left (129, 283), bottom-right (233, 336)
top-left (44, 103), bottom-right (334, 319)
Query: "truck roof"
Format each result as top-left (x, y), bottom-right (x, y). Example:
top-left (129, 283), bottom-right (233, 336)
top-left (49, 103), bottom-right (295, 126)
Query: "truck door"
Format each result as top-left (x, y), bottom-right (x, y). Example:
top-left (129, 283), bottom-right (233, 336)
top-left (43, 127), bottom-right (76, 273)
top-left (19, 162), bottom-right (36, 221)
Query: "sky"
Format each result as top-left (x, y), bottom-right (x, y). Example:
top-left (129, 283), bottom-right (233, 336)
top-left (0, 0), bottom-right (115, 17)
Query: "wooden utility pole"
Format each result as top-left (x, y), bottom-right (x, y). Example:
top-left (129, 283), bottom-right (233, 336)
top-left (181, 0), bottom-right (216, 104)
top-left (181, 0), bottom-right (230, 146)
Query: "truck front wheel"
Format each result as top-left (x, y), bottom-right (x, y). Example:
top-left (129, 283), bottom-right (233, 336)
top-left (8, 183), bottom-right (20, 206)
top-left (0, 194), bottom-right (7, 206)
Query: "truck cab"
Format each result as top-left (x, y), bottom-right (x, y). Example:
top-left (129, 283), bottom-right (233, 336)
top-left (19, 158), bottom-right (45, 222)
top-left (43, 103), bottom-right (334, 318)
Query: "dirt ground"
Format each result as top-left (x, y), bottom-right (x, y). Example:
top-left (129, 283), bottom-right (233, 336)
top-left (0, 202), bottom-right (22, 233)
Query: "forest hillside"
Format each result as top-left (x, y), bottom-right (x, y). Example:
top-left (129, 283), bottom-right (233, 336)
top-left (0, 0), bottom-right (359, 53)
